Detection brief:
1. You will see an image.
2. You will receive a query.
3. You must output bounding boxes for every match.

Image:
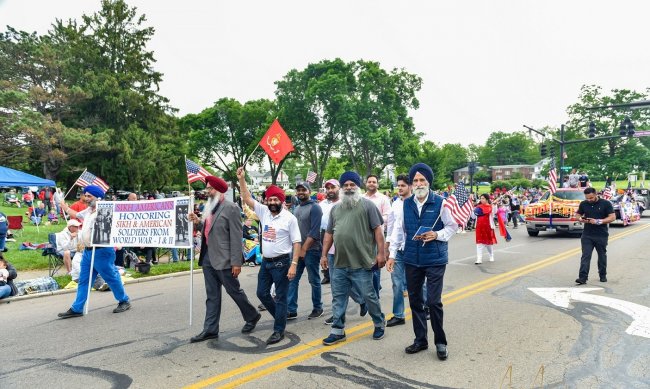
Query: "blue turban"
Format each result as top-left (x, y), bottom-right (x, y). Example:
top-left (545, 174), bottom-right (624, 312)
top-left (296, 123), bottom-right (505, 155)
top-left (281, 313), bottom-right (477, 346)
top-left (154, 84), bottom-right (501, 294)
top-left (409, 163), bottom-right (434, 185)
top-left (83, 185), bottom-right (105, 199)
top-left (339, 171), bottom-right (362, 188)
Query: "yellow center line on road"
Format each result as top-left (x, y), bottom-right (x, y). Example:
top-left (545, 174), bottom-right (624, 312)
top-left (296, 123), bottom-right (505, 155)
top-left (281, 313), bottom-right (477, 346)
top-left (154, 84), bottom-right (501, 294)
top-left (185, 223), bottom-right (650, 389)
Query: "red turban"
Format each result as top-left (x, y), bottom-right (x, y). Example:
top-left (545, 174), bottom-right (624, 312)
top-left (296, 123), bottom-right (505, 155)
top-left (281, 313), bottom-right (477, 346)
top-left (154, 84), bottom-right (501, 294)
top-left (265, 185), bottom-right (286, 203)
top-left (205, 176), bottom-right (228, 193)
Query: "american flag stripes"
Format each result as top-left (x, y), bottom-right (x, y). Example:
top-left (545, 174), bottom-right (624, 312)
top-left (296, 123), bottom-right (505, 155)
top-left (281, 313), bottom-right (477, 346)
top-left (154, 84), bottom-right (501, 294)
top-left (306, 171), bottom-right (317, 183)
top-left (443, 182), bottom-right (474, 226)
top-left (602, 186), bottom-right (612, 200)
top-left (548, 159), bottom-right (557, 194)
top-left (75, 170), bottom-right (109, 191)
top-left (185, 158), bottom-right (211, 184)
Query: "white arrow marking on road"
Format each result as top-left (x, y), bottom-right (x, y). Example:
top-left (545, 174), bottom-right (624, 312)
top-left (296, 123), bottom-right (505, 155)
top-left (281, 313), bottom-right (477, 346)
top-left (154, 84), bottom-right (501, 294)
top-left (529, 287), bottom-right (650, 339)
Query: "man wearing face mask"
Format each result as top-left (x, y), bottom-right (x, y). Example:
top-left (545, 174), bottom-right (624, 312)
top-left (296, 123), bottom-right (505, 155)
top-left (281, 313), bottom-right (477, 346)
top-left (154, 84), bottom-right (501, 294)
top-left (238, 167), bottom-right (301, 345)
top-left (387, 163), bottom-right (457, 360)
top-left (188, 176), bottom-right (261, 343)
top-left (58, 185), bottom-right (131, 318)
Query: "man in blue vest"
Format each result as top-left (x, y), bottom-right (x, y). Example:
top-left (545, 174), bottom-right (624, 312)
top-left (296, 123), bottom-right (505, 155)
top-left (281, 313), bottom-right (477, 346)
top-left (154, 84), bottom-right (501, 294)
top-left (388, 163), bottom-right (457, 360)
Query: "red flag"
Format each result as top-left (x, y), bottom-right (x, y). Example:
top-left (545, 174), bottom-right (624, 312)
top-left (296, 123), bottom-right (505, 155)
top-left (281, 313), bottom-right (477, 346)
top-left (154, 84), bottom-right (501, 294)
top-left (259, 119), bottom-right (294, 165)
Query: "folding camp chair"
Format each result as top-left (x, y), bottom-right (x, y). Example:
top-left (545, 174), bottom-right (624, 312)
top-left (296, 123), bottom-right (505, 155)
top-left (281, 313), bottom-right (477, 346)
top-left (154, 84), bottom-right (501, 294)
top-left (42, 232), bottom-right (64, 277)
top-left (7, 215), bottom-right (24, 237)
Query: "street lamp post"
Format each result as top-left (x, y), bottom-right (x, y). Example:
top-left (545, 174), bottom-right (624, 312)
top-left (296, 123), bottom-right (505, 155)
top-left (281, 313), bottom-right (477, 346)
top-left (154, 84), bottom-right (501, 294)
top-left (468, 161), bottom-right (477, 193)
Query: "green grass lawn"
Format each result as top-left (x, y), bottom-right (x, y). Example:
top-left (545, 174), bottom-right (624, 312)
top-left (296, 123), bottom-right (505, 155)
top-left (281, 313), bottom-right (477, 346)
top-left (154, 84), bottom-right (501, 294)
top-left (1, 204), bottom-right (61, 270)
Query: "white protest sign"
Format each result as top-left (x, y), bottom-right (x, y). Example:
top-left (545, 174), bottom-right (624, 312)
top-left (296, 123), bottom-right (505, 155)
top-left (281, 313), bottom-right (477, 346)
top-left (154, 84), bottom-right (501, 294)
top-left (92, 197), bottom-right (192, 248)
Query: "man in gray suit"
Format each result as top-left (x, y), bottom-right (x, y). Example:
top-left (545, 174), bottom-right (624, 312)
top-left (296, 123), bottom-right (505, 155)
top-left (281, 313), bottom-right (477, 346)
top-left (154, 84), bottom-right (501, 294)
top-left (188, 176), bottom-right (261, 343)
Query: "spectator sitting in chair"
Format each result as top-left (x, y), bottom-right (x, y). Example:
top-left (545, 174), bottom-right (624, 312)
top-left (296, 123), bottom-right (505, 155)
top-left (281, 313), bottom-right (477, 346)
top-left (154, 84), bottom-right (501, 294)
top-left (0, 254), bottom-right (18, 299)
top-left (23, 191), bottom-right (33, 207)
top-left (5, 190), bottom-right (21, 208)
top-left (56, 219), bottom-right (81, 274)
top-left (30, 202), bottom-right (47, 225)
top-left (48, 209), bottom-right (59, 225)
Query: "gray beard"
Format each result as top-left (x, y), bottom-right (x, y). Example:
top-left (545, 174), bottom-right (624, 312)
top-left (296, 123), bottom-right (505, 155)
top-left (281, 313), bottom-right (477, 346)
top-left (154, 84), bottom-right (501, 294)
top-left (201, 195), bottom-right (220, 222)
top-left (413, 186), bottom-right (429, 200)
top-left (340, 188), bottom-right (361, 209)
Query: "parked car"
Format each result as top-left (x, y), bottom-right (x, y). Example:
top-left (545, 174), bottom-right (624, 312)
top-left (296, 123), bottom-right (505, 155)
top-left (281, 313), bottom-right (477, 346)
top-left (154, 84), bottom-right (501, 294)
top-left (477, 182), bottom-right (491, 186)
top-left (524, 188), bottom-right (585, 236)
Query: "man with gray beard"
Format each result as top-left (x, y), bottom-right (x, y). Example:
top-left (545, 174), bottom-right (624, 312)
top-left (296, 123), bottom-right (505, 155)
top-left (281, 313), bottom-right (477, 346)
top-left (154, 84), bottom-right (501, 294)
top-left (321, 171), bottom-right (386, 345)
top-left (388, 163), bottom-right (457, 360)
top-left (188, 176), bottom-right (260, 343)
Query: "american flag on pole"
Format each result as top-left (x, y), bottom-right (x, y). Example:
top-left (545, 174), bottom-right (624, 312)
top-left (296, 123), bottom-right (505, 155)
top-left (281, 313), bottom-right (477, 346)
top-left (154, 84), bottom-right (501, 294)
top-left (443, 182), bottom-right (474, 226)
top-left (548, 159), bottom-right (557, 194)
top-left (75, 170), bottom-right (109, 191)
top-left (306, 171), bottom-right (317, 183)
top-left (185, 158), bottom-right (211, 184)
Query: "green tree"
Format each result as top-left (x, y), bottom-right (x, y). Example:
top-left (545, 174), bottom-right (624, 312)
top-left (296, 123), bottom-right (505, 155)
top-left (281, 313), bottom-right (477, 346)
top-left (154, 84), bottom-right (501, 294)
top-left (565, 85), bottom-right (650, 179)
top-left (479, 131), bottom-right (540, 167)
top-left (183, 98), bottom-right (275, 185)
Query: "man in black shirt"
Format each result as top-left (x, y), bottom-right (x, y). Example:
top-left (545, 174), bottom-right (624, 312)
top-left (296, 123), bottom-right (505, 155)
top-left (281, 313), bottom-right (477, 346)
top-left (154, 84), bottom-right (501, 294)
top-left (574, 187), bottom-right (615, 284)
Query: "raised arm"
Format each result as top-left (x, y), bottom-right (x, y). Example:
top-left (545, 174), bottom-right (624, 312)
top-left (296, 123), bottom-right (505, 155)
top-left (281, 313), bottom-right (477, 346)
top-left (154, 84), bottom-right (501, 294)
top-left (236, 166), bottom-right (255, 210)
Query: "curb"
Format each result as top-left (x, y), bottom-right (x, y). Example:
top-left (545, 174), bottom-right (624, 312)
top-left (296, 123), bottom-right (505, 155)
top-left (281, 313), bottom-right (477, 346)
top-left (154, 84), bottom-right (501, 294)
top-left (1, 269), bottom-right (204, 304)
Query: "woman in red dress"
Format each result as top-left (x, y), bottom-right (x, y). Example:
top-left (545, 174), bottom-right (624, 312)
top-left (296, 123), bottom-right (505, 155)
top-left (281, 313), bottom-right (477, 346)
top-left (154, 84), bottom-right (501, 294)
top-left (474, 193), bottom-right (497, 264)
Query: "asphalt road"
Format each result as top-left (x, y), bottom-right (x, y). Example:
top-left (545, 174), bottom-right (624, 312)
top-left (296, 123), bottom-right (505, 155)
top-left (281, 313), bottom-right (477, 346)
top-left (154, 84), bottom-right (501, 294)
top-left (2, 220), bottom-right (650, 388)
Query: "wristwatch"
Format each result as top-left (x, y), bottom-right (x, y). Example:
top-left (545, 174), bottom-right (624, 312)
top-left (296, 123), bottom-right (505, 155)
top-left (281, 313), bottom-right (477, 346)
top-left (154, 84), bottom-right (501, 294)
top-left (596, 219), bottom-right (602, 225)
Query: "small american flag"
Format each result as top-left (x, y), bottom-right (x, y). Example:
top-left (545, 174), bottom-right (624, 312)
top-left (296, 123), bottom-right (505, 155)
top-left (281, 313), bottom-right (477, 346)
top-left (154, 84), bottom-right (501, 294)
top-left (75, 170), bottom-right (109, 191)
top-left (602, 186), bottom-right (612, 200)
top-left (548, 159), bottom-right (557, 194)
top-left (444, 182), bottom-right (473, 226)
top-left (306, 171), bottom-right (317, 183)
top-left (186, 158), bottom-right (210, 184)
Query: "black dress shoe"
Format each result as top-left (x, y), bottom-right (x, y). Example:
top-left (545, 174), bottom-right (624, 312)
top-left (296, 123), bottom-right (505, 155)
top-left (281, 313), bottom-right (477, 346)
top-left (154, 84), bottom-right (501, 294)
top-left (190, 331), bottom-right (219, 343)
top-left (58, 308), bottom-right (83, 319)
top-left (405, 343), bottom-right (428, 354)
top-left (266, 331), bottom-right (284, 345)
top-left (242, 313), bottom-right (262, 333)
top-left (436, 344), bottom-right (448, 360)
top-left (575, 278), bottom-right (587, 285)
top-left (600, 276), bottom-right (607, 282)
top-left (386, 316), bottom-right (406, 327)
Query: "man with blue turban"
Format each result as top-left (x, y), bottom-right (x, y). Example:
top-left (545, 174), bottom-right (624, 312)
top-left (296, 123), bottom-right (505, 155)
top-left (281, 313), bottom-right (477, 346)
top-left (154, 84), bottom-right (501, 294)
top-left (386, 163), bottom-right (457, 360)
top-left (58, 185), bottom-right (131, 318)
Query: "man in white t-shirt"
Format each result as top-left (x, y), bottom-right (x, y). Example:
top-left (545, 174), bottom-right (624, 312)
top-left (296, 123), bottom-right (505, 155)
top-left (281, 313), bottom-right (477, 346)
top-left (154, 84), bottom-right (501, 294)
top-left (363, 174), bottom-right (391, 298)
top-left (238, 167), bottom-right (301, 345)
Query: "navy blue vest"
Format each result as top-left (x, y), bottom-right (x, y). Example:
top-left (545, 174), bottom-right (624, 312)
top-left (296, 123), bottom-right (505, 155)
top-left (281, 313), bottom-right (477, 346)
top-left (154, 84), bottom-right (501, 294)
top-left (403, 191), bottom-right (448, 267)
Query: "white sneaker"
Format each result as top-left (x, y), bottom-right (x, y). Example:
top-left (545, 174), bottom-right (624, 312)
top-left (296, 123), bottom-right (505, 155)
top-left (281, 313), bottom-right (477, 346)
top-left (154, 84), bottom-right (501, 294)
top-left (489, 257), bottom-right (494, 262)
top-left (475, 258), bottom-right (482, 264)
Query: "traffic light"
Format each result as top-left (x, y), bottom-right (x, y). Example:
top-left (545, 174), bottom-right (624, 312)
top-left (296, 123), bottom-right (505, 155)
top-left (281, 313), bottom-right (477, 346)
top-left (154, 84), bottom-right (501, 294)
top-left (620, 116), bottom-right (635, 137)
top-left (588, 121), bottom-right (596, 138)
top-left (540, 144), bottom-right (547, 157)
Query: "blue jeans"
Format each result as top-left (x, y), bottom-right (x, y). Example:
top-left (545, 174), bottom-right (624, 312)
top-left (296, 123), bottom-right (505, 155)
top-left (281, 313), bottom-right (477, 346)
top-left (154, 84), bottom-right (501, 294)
top-left (257, 256), bottom-right (290, 333)
top-left (0, 284), bottom-right (11, 299)
top-left (171, 248), bottom-right (179, 262)
top-left (372, 268), bottom-right (381, 298)
top-left (287, 250), bottom-right (322, 313)
top-left (327, 254), bottom-right (364, 305)
top-left (0, 235), bottom-right (5, 251)
top-left (391, 251), bottom-right (407, 318)
top-left (330, 267), bottom-right (385, 336)
top-left (71, 248), bottom-right (130, 313)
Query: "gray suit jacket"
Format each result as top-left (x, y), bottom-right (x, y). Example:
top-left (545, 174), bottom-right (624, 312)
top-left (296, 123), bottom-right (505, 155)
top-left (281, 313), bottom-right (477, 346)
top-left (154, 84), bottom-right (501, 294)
top-left (198, 200), bottom-right (243, 270)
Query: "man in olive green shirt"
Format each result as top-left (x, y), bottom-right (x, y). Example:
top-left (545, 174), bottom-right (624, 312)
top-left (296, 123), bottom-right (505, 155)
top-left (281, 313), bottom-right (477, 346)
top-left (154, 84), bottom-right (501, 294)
top-left (320, 171), bottom-right (386, 345)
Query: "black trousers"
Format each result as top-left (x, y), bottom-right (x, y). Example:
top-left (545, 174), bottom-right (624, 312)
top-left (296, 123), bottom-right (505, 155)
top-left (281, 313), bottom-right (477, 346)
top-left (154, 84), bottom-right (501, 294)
top-left (405, 263), bottom-right (447, 346)
top-left (202, 263), bottom-right (258, 334)
top-left (579, 234), bottom-right (608, 280)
